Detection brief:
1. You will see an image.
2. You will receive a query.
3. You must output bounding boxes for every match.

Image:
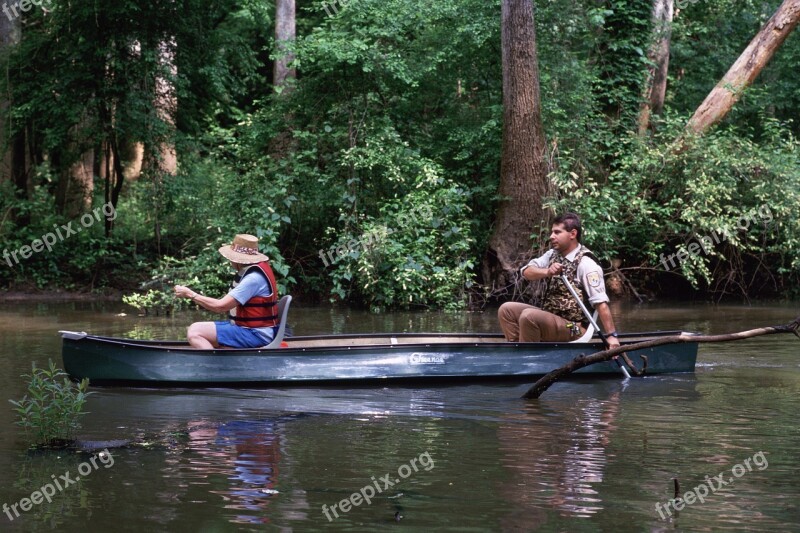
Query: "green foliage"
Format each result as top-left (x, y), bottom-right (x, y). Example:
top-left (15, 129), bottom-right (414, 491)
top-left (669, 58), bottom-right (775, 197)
top-left (214, 0), bottom-right (497, 307)
top-left (9, 361), bottom-right (93, 448)
top-left (122, 289), bottom-right (176, 316)
top-left (2, 0), bottom-right (800, 304)
top-left (326, 166), bottom-right (476, 310)
top-left (0, 172), bottom-right (128, 289)
top-left (548, 114), bottom-right (800, 293)
top-left (585, 0), bottom-right (652, 129)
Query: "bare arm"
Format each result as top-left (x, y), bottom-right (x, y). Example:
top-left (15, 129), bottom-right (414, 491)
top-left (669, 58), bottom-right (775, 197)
top-left (523, 262), bottom-right (564, 281)
top-left (594, 302), bottom-right (620, 348)
top-left (174, 285), bottom-right (239, 314)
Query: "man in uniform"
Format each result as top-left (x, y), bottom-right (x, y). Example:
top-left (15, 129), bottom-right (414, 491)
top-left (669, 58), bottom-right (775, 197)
top-left (498, 213), bottom-right (620, 348)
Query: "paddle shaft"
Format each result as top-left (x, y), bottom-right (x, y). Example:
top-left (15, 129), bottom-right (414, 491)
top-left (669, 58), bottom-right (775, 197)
top-left (559, 274), bottom-right (631, 379)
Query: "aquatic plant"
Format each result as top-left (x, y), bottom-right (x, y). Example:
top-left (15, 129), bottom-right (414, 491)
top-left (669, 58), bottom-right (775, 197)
top-left (9, 361), bottom-right (93, 448)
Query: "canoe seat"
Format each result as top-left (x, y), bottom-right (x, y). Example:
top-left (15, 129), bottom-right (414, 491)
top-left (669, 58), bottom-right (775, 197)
top-left (261, 295), bottom-right (292, 349)
top-left (571, 310), bottom-right (598, 343)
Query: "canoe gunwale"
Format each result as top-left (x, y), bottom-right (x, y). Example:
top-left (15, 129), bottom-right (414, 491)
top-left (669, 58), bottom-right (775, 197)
top-left (61, 330), bottom-right (698, 355)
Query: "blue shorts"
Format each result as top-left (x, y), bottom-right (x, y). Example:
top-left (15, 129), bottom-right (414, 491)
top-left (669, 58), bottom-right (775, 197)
top-left (214, 321), bottom-right (277, 348)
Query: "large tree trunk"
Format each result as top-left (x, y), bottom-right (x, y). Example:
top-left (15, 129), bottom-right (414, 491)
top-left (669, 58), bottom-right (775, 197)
top-left (638, 0), bottom-right (674, 135)
top-left (273, 0), bottom-right (296, 90)
top-left (687, 0), bottom-right (800, 134)
top-left (270, 0), bottom-right (297, 158)
top-left (120, 139), bottom-right (144, 181)
top-left (0, 11), bottom-right (23, 190)
top-left (56, 144), bottom-right (94, 218)
top-left (155, 38), bottom-right (177, 174)
top-left (139, 38), bottom-right (179, 249)
top-left (485, 0), bottom-right (550, 293)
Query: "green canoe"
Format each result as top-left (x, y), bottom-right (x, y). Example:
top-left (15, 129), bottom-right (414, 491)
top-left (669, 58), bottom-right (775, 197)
top-left (60, 330), bottom-right (698, 386)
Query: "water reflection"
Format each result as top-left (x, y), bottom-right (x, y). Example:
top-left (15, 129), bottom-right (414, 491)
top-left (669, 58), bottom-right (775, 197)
top-left (183, 417), bottom-right (296, 525)
top-left (1, 301), bottom-right (799, 531)
top-left (497, 385), bottom-right (621, 528)
top-left (135, 413), bottom-right (309, 528)
top-left (9, 452), bottom-right (94, 528)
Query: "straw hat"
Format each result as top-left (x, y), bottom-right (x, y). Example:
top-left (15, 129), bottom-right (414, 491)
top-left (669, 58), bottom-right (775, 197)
top-left (218, 234), bottom-right (269, 264)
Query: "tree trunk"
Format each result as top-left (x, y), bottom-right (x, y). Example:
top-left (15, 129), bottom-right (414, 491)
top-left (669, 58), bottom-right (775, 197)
top-left (485, 0), bottom-right (550, 293)
top-left (142, 38), bottom-right (179, 249)
top-left (687, 0), bottom-right (800, 134)
top-left (155, 38), bottom-right (177, 174)
top-left (638, 0), bottom-right (674, 135)
top-left (100, 139), bottom-right (144, 181)
top-left (120, 139), bottom-right (144, 181)
top-left (273, 0), bottom-right (296, 91)
top-left (56, 145), bottom-right (94, 218)
top-left (269, 0), bottom-right (297, 158)
top-left (0, 11), bottom-right (22, 188)
top-left (55, 113), bottom-right (94, 218)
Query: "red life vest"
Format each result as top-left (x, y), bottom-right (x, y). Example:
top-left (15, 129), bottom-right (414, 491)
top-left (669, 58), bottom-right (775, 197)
top-left (229, 261), bottom-right (280, 328)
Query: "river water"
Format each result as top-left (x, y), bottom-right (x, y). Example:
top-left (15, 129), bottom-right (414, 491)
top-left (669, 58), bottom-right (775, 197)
top-left (0, 301), bottom-right (798, 531)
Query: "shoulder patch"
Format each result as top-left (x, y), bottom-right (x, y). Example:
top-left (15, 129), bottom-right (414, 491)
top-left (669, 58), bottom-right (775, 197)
top-left (587, 271), bottom-right (601, 288)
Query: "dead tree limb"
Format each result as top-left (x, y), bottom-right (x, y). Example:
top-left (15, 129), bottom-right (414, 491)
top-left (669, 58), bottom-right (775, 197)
top-left (522, 314), bottom-right (800, 399)
top-left (686, 0), bottom-right (800, 134)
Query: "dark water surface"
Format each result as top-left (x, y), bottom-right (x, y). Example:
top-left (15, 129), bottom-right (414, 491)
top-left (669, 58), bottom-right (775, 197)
top-left (0, 301), bottom-right (799, 531)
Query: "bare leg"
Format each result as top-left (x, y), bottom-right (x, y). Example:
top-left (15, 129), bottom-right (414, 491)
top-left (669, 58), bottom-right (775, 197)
top-left (187, 322), bottom-right (220, 349)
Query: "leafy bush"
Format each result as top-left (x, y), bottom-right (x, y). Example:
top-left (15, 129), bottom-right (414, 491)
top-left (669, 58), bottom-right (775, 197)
top-left (547, 114), bottom-right (800, 296)
top-left (0, 170), bottom-right (131, 290)
top-left (122, 289), bottom-right (176, 316)
top-left (9, 361), bottom-right (93, 448)
top-left (326, 166), bottom-right (475, 310)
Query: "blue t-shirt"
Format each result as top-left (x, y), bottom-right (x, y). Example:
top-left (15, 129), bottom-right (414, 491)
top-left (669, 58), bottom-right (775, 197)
top-left (229, 270), bottom-right (273, 305)
top-left (228, 270), bottom-right (276, 341)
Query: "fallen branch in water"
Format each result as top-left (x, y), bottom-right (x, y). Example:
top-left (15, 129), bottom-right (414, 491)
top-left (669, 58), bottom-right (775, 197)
top-left (522, 314), bottom-right (800, 399)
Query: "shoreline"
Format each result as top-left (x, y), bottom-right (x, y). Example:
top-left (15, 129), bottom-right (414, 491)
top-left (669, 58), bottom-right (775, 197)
top-left (0, 289), bottom-right (123, 302)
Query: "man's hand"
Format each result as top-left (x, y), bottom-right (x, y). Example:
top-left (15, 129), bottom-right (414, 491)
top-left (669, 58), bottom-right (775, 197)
top-left (547, 263), bottom-right (563, 277)
top-left (606, 335), bottom-right (622, 363)
top-left (606, 336), bottom-right (621, 350)
top-left (174, 285), bottom-right (194, 299)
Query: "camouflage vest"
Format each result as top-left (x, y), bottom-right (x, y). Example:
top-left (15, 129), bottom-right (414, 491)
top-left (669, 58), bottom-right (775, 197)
top-left (541, 245), bottom-right (598, 324)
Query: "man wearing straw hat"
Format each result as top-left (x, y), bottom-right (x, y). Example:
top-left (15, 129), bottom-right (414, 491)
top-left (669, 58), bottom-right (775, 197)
top-left (174, 234), bottom-right (281, 349)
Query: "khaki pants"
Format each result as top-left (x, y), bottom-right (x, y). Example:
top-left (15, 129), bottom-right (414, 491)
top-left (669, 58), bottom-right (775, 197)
top-left (498, 302), bottom-right (585, 342)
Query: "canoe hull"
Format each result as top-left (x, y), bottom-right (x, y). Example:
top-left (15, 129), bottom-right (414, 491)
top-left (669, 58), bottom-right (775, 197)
top-left (61, 332), bottom-right (698, 386)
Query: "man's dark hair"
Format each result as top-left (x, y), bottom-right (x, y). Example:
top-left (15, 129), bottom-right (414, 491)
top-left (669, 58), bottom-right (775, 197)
top-left (553, 212), bottom-right (582, 241)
